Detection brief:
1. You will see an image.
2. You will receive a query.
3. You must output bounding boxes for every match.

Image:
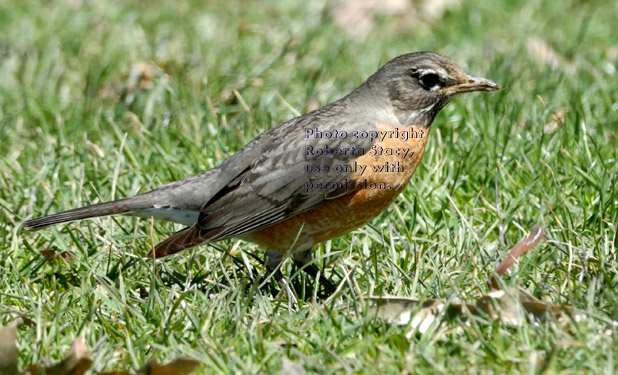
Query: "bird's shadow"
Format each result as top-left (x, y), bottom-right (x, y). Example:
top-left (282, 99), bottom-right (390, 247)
top-left (107, 245), bottom-right (336, 302)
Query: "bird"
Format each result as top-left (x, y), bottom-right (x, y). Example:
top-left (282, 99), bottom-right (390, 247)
top-left (24, 52), bottom-right (499, 303)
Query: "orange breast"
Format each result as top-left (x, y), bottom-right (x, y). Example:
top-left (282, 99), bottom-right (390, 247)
top-left (245, 123), bottom-right (431, 254)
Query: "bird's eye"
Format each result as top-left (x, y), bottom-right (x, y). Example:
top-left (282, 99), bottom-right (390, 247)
top-left (419, 73), bottom-right (440, 89)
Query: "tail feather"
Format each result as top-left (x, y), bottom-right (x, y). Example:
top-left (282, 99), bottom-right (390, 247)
top-left (147, 225), bottom-right (226, 258)
top-left (23, 196), bottom-right (153, 230)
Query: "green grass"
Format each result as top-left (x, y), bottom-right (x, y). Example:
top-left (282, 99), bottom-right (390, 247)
top-left (1, 0), bottom-right (617, 373)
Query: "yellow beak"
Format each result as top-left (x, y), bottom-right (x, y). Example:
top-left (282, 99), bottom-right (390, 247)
top-left (440, 76), bottom-right (501, 95)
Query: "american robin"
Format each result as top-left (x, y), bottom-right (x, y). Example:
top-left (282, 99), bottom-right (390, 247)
top-left (24, 52), bottom-right (499, 303)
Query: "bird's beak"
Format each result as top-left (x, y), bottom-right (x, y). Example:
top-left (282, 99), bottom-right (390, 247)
top-left (440, 76), bottom-right (501, 96)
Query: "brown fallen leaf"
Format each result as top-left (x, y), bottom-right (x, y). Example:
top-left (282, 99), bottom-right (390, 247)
top-left (489, 224), bottom-right (545, 290)
top-left (4, 325), bottom-right (200, 375)
top-left (87, 140), bottom-right (106, 158)
top-left (330, 0), bottom-right (461, 40)
top-left (40, 249), bottom-right (73, 262)
top-left (459, 287), bottom-right (577, 325)
top-left (281, 357), bottom-right (306, 375)
top-left (26, 338), bottom-right (92, 375)
top-left (0, 322), bottom-right (19, 375)
top-left (97, 61), bottom-right (168, 104)
top-left (421, 0), bottom-right (461, 21)
top-left (125, 61), bottom-right (158, 92)
top-left (329, 0), bottom-right (411, 40)
top-left (67, 0), bottom-right (83, 10)
top-left (137, 357), bottom-right (200, 375)
top-left (526, 37), bottom-right (576, 74)
top-left (218, 81), bottom-right (247, 103)
top-left (471, 288), bottom-right (528, 325)
top-left (526, 37), bottom-right (560, 69)
top-left (369, 224), bottom-right (581, 335)
top-left (370, 286), bottom-right (579, 337)
top-left (544, 108), bottom-right (566, 134)
top-left (368, 297), bottom-right (446, 334)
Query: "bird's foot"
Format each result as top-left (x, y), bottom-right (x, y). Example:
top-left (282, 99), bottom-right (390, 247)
top-left (273, 269), bottom-right (298, 311)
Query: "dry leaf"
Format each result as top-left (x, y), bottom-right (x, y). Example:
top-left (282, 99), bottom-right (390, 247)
top-left (4, 326), bottom-right (200, 375)
top-left (330, 0), bottom-right (411, 40)
top-left (421, 0), bottom-right (461, 21)
top-left (0, 322), bottom-right (19, 375)
top-left (4, 315), bottom-right (35, 328)
top-left (40, 249), bottom-right (73, 262)
top-left (473, 289), bottom-right (527, 325)
top-left (87, 140), bottom-right (105, 158)
top-left (468, 287), bottom-right (578, 325)
top-left (526, 37), bottom-right (576, 74)
top-left (138, 357), bottom-right (200, 375)
top-left (368, 225), bottom-right (582, 334)
top-left (489, 224), bottom-right (544, 290)
top-left (126, 61), bottom-right (157, 92)
top-left (526, 37), bottom-right (560, 69)
top-left (281, 358), bottom-right (306, 375)
top-left (218, 81), bottom-right (246, 103)
top-left (369, 297), bottom-right (446, 334)
top-left (26, 338), bottom-right (92, 375)
top-left (98, 61), bottom-right (167, 103)
top-left (370, 286), bottom-right (578, 337)
top-left (66, 0), bottom-right (83, 10)
top-left (330, 0), bottom-right (461, 39)
top-left (544, 108), bottom-right (566, 134)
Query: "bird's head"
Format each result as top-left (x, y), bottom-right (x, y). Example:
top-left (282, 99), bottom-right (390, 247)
top-left (361, 52), bottom-right (500, 127)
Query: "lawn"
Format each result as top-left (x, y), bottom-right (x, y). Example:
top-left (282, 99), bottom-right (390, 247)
top-left (1, 0), bottom-right (617, 373)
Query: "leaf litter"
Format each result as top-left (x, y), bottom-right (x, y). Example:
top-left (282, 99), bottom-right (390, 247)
top-left (368, 225), bottom-right (591, 337)
top-left (0, 225), bottom-right (607, 372)
top-left (0, 323), bottom-right (199, 375)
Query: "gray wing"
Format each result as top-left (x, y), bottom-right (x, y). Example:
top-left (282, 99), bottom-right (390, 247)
top-left (194, 102), bottom-right (377, 240)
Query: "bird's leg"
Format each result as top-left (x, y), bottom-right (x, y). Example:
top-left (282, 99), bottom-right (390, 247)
top-left (265, 250), bottom-right (298, 309)
top-left (293, 248), bottom-right (338, 298)
top-left (297, 263), bottom-right (338, 297)
top-left (273, 269), bottom-right (298, 309)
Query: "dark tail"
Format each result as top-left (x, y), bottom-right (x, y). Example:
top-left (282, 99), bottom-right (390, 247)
top-left (23, 195), bottom-right (153, 230)
top-left (147, 225), bottom-right (226, 258)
